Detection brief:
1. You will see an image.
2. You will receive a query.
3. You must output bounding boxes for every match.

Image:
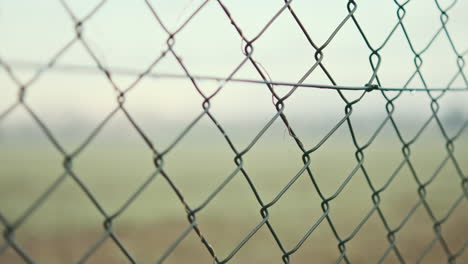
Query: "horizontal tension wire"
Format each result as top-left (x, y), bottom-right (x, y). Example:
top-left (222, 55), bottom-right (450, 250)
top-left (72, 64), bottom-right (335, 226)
top-left (7, 60), bottom-right (468, 92)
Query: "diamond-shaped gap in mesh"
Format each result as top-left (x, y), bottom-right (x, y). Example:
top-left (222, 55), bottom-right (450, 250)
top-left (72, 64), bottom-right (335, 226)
top-left (214, 0), bottom-right (286, 40)
top-left (23, 68), bottom-right (118, 153)
top-left (309, 15), bottom-right (375, 88)
top-left (374, 28), bottom-right (419, 88)
top-left (322, 169), bottom-right (375, 245)
top-left (189, 166), bottom-right (269, 260)
top-left (392, 201), bottom-right (439, 262)
top-left (433, 91), bottom-right (468, 138)
top-left (245, 5), bottom-right (326, 84)
top-left (260, 166), bottom-right (326, 253)
top-left (0, 0), bottom-right (74, 63)
top-left (298, 121), bottom-right (358, 198)
top-left (235, 117), bottom-right (306, 199)
top-left (110, 171), bottom-right (198, 262)
top-left (168, 0), bottom-right (246, 78)
top-left (398, 0), bottom-right (442, 53)
top-left (438, 198), bottom-right (468, 256)
top-left (386, 85), bottom-right (434, 141)
top-left (342, 91), bottom-right (394, 146)
top-left (350, 0), bottom-right (400, 47)
top-left (123, 57), bottom-right (212, 152)
top-left (199, 66), bottom-right (282, 148)
top-left (71, 110), bottom-right (155, 214)
top-left (376, 162), bottom-right (421, 229)
top-left (407, 120), bottom-right (448, 184)
top-left (415, 31), bottom-right (463, 89)
top-left (78, 0), bottom-right (169, 84)
top-left (340, 210), bottom-right (390, 263)
top-left (153, 116), bottom-right (242, 209)
top-left (235, 117), bottom-right (322, 247)
top-left (423, 157), bottom-right (465, 220)
top-left (0, 107), bottom-right (63, 222)
top-left (350, 121), bottom-right (405, 191)
top-left (11, 175), bottom-right (105, 263)
top-left (266, 88), bottom-right (348, 147)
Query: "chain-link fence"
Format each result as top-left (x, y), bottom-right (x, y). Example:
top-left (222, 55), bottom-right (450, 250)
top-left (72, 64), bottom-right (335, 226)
top-left (1, 0), bottom-right (468, 263)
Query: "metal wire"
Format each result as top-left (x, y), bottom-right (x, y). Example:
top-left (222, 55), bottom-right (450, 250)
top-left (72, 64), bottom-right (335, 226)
top-left (1, 0), bottom-right (467, 263)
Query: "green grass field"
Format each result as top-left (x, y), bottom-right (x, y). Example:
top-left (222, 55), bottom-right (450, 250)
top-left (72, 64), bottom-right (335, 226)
top-left (1, 129), bottom-right (467, 263)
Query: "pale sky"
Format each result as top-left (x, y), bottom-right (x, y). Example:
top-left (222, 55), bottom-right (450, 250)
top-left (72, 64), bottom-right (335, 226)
top-left (1, 0), bottom-right (467, 129)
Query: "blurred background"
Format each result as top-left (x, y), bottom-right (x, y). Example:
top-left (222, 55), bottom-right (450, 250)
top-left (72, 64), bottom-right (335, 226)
top-left (1, 0), bottom-right (468, 263)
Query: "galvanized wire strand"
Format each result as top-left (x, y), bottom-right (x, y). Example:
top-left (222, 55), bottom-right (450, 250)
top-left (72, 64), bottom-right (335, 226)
top-left (5, 60), bottom-right (468, 92)
top-left (344, 1), bottom-right (467, 263)
top-left (1, 0), bottom-right (467, 263)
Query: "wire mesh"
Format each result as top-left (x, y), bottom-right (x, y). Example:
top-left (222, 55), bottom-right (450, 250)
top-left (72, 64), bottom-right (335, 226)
top-left (1, 0), bottom-right (467, 263)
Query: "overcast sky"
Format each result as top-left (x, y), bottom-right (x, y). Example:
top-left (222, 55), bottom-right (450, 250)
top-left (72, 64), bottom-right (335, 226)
top-left (1, 0), bottom-right (467, 130)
